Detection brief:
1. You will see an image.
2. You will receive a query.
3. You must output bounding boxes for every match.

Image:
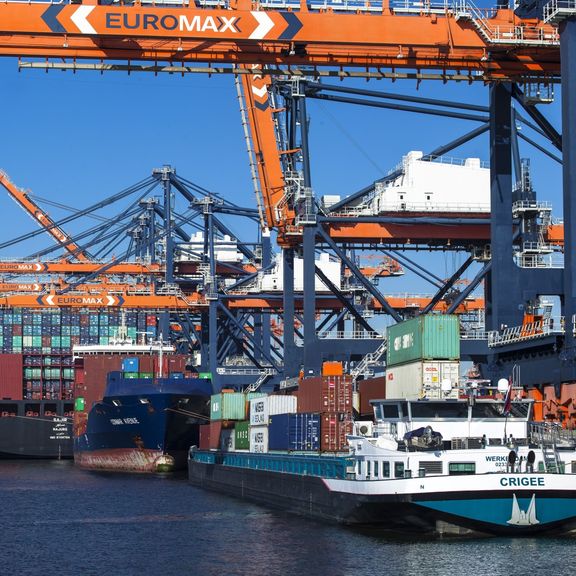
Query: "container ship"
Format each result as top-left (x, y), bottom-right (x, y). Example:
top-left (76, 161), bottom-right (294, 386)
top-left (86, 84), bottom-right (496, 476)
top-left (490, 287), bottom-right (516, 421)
top-left (73, 325), bottom-right (212, 473)
top-left (0, 308), bottom-right (162, 459)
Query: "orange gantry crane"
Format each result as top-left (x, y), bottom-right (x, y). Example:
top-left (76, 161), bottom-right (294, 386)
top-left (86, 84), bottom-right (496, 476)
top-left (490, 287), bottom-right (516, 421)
top-left (0, 2), bottom-right (560, 79)
top-left (0, 169), bottom-right (91, 261)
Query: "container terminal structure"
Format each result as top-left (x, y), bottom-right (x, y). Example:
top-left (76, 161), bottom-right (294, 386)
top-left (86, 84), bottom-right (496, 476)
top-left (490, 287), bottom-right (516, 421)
top-left (0, 0), bottom-right (575, 424)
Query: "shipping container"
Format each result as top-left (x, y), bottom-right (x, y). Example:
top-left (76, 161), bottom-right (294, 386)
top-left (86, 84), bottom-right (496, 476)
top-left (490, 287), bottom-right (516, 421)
top-left (198, 424), bottom-right (211, 450)
top-left (322, 361), bottom-right (343, 376)
top-left (268, 413), bottom-right (320, 452)
top-left (249, 395), bottom-right (298, 426)
top-left (122, 357), bottom-right (139, 373)
top-left (296, 375), bottom-right (352, 413)
top-left (220, 428), bottom-right (236, 452)
top-left (385, 360), bottom-right (460, 400)
top-left (210, 393), bottom-right (246, 421)
top-left (249, 425), bottom-right (269, 453)
top-left (358, 376), bottom-right (387, 417)
top-left (0, 354), bottom-right (24, 400)
top-left (386, 315), bottom-right (460, 367)
top-left (320, 412), bottom-right (353, 452)
top-left (234, 420), bottom-right (250, 450)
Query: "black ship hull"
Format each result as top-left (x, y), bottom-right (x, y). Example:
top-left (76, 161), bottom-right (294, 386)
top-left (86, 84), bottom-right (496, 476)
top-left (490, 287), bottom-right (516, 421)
top-left (0, 400), bottom-right (73, 459)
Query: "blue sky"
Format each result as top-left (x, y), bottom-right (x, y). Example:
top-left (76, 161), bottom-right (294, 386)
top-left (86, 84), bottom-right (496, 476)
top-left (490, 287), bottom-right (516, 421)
top-left (0, 56), bottom-right (563, 295)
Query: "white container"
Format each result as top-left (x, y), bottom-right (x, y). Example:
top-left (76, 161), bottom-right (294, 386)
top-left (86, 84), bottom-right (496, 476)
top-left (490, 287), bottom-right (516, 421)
top-left (249, 395), bottom-right (297, 426)
top-left (249, 426), bottom-right (269, 453)
top-left (385, 361), bottom-right (460, 400)
top-left (220, 429), bottom-right (235, 452)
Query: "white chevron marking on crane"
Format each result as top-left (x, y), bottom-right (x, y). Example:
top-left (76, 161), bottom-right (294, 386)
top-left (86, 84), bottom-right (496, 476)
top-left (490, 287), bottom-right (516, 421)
top-left (46, 295), bottom-right (55, 306)
top-left (106, 295), bottom-right (115, 306)
top-left (249, 12), bottom-right (274, 40)
top-left (71, 6), bottom-right (97, 35)
top-left (251, 85), bottom-right (268, 99)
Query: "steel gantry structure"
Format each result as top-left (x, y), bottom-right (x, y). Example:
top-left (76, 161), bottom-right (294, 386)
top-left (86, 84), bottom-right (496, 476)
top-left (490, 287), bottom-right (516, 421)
top-left (0, 0), bottom-right (575, 390)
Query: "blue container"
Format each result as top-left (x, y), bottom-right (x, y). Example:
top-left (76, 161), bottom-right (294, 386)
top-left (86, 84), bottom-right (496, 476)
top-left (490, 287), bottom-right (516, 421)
top-left (122, 357), bottom-right (139, 372)
top-left (268, 413), bottom-right (320, 452)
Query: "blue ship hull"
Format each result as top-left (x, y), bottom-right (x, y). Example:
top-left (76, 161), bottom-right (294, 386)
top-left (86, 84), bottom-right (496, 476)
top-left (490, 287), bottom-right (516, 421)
top-left (75, 373), bottom-right (211, 472)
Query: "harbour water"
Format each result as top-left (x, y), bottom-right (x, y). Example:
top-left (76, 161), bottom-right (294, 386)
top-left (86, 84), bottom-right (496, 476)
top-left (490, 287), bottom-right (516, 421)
top-left (1, 461), bottom-right (575, 576)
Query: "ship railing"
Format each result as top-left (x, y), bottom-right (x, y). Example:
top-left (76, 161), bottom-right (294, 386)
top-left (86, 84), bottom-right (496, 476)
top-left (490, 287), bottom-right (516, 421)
top-left (330, 202), bottom-right (491, 217)
top-left (529, 422), bottom-right (576, 449)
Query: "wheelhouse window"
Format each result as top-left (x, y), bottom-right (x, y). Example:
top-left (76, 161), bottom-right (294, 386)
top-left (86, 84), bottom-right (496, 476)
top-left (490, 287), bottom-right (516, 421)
top-left (471, 402), bottom-right (530, 419)
top-left (449, 462), bottom-right (476, 475)
top-left (409, 401), bottom-right (468, 420)
top-left (394, 462), bottom-right (405, 478)
top-left (382, 461), bottom-right (390, 478)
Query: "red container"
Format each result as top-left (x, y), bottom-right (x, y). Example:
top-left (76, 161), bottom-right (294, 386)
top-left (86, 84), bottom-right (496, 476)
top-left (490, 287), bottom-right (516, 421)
top-left (0, 354), bottom-right (24, 400)
top-left (12, 325), bottom-right (22, 336)
top-left (146, 315), bottom-right (157, 326)
top-left (358, 376), bottom-right (386, 417)
top-left (320, 411), bottom-right (353, 452)
top-left (198, 424), bottom-right (212, 450)
top-left (297, 375), bottom-right (352, 413)
top-left (208, 421), bottom-right (223, 449)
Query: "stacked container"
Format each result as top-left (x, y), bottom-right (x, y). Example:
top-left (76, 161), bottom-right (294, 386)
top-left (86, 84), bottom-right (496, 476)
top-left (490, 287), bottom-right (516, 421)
top-left (0, 308), bottom-right (156, 401)
top-left (248, 395), bottom-right (298, 453)
top-left (268, 413), bottom-right (320, 451)
top-left (386, 315), bottom-right (460, 399)
top-left (296, 375), bottom-right (354, 452)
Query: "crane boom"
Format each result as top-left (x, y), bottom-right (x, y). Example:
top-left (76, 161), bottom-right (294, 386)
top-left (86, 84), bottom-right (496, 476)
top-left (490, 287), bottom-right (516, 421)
top-left (0, 170), bottom-right (91, 261)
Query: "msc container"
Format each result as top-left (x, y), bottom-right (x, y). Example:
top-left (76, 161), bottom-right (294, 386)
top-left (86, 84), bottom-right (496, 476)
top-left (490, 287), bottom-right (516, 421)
top-left (0, 354), bottom-right (24, 400)
top-left (385, 360), bottom-right (460, 400)
top-left (296, 375), bottom-right (352, 413)
top-left (122, 357), bottom-right (139, 373)
top-left (268, 413), bottom-right (320, 452)
top-left (249, 425), bottom-right (269, 453)
top-left (234, 420), bottom-right (250, 450)
top-left (210, 392), bottom-right (246, 421)
top-left (320, 412), bottom-right (353, 452)
top-left (249, 395), bottom-right (298, 426)
top-left (220, 428), bottom-right (236, 452)
top-left (386, 315), bottom-right (460, 367)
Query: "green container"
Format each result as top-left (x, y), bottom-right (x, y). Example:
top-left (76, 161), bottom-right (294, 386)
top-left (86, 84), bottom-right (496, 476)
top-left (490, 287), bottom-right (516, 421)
top-left (123, 372), bottom-right (139, 379)
top-left (234, 421), bottom-right (250, 450)
top-left (139, 372), bottom-right (154, 378)
top-left (210, 393), bottom-right (246, 421)
top-left (386, 315), bottom-right (460, 367)
top-left (198, 372), bottom-right (212, 380)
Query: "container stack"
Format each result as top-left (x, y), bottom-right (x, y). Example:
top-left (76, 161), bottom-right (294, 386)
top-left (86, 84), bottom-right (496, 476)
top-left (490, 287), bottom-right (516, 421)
top-left (0, 308), bottom-right (156, 401)
top-left (201, 391), bottom-right (251, 451)
top-left (385, 315), bottom-right (460, 400)
top-left (250, 395), bottom-right (298, 453)
top-left (296, 374), bottom-right (354, 452)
